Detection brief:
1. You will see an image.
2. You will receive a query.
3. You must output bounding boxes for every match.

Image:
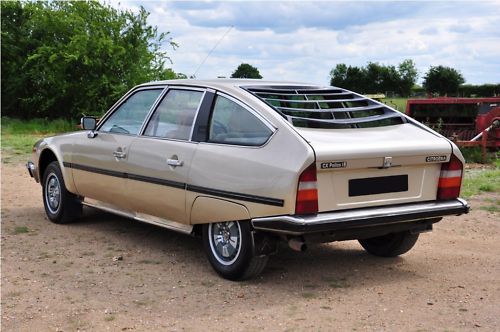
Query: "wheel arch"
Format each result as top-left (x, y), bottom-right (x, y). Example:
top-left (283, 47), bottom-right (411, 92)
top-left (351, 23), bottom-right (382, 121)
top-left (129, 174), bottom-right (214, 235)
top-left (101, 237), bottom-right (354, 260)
top-left (190, 196), bottom-right (251, 224)
top-left (38, 147), bottom-right (77, 194)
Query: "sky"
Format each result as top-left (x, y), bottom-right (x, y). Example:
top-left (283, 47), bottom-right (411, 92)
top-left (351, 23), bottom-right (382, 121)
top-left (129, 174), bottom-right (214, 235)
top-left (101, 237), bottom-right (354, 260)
top-left (108, 1), bottom-right (500, 85)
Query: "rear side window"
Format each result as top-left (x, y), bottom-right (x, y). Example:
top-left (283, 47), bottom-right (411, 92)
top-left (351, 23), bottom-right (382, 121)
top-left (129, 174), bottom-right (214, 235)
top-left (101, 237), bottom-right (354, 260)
top-left (209, 95), bottom-right (272, 146)
top-left (144, 89), bottom-right (204, 140)
top-left (99, 89), bottom-right (162, 135)
top-left (244, 86), bottom-right (406, 129)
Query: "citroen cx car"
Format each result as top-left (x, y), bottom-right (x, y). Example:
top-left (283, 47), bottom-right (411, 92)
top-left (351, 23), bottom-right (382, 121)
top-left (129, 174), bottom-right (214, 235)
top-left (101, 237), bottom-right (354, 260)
top-left (27, 79), bottom-right (469, 280)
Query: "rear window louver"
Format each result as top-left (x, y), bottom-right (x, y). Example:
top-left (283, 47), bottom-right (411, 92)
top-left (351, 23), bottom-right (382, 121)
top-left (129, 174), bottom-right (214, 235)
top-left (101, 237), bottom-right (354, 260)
top-left (243, 86), bottom-right (406, 129)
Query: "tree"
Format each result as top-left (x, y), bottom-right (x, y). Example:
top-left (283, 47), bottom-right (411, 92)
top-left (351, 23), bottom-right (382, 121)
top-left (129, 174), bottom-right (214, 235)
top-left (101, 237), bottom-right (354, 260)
top-left (423, 65), bottom-right (465, 96)
top-left (397, 59), bottom-right (418, 97)
top-left (330, 64), bottom-right (366, 92)
top-left (329, 59), bottom-right (418, 96)
top-left (329, 63), bottom-right (348, 87)
top-left (1, 1), bottom-right (177, 119)
top-left (231, 63), bottom-right (262, 79)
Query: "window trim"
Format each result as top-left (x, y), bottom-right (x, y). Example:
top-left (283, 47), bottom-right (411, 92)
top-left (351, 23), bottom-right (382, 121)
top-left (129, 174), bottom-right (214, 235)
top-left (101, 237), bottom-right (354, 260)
top-left (96, 86), bottom-right (167, 137)
top-left (215, 92), bottom-right (277, 132)
top-left (139, 86), bottom-right (207, 142)
top-left (205, 92), bottom-right (277, 148)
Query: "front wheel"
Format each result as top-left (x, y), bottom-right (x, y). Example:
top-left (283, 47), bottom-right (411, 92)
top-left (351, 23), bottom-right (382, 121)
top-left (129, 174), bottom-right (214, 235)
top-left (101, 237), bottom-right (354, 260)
top-left (202, 221), bottom-right (268, 280)
top-left (42, 161), bottom-right (82, 224)
top-left (358, 231), bottom-right (419, 257)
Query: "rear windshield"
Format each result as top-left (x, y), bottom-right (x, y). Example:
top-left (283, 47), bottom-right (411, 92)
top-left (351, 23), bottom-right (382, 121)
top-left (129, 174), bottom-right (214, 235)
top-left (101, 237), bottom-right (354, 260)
top-left (243, 85), bottom-right (405, 129)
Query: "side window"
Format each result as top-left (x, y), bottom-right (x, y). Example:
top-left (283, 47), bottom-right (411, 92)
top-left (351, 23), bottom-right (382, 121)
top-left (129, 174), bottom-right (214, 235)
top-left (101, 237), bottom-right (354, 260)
top-left (99, 89), bottom-right (162, 135)
top-left (144, 89), bottom-right (204, 140)
top-left (209, 95), bottom-right (273, 146)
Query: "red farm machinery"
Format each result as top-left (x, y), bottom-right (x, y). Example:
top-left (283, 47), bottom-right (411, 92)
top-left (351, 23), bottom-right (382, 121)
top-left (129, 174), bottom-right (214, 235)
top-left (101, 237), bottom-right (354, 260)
top-left (406, 97), bottom-right (500, 162)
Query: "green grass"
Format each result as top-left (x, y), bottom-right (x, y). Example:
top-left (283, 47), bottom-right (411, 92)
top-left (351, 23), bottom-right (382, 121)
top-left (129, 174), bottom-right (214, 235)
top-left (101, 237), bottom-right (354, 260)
top-left (2, 117), bottom-right (75, 134)
top-left (12, 226), bottom-right (30, 234)
top-left (1, 117), bottom-right (75, 162)
top-left (381, 97), bottom-right (408, 113)
top-left (480, 198), bottom-right (500, 213)
top-left (300, 292), bottom-right (316, 299)
top-left (462, 168), bottom-right (500, 198)
top-left (322, 276), bottom-right (350, 288)
top-left (461, 147), bottom-right (498, 164)
top-left (104, 315), bottom-right (116, 322)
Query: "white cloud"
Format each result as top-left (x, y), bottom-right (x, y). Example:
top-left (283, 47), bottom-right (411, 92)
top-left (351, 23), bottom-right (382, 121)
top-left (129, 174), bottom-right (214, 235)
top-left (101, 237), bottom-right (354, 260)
top-left (108, 1), bottom-right (500, 85)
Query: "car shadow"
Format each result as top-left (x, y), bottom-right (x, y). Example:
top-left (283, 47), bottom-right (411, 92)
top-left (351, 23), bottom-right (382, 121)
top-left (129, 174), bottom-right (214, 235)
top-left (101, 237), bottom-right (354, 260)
top-left (27, 206), bottom-right (428, 290)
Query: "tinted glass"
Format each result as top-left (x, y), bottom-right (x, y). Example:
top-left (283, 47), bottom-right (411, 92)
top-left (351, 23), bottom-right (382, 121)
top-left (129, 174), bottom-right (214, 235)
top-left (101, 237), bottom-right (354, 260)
top-left (100, 89), bottom-right (162, 135)
top-left (209, 96), bottom-right (272, 146)
top-left (144, 89), bottom-right (204, 140)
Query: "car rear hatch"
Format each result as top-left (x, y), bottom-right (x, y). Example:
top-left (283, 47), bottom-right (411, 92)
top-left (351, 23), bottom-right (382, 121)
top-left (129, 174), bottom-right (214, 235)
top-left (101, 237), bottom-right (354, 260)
top-left (296, 124), bottom-right (451, 211)
top-left (243, 84), bottom-right (453, 212)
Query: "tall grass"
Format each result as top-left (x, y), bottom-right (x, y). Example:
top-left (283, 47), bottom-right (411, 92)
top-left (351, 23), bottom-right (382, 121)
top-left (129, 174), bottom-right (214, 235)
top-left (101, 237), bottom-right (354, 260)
top-left (1, 117), bottom-right (77, 162)
top-left (461, 147), bottom-right (499, 164)
top-left (462, 168), bottom-right (500, 198)
top-left (1, 117), bottom-right (76, 135)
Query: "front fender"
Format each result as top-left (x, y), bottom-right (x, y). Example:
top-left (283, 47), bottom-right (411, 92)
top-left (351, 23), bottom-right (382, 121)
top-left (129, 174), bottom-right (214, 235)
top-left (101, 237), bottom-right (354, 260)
top-left (34, 133), bottom-right (80, 195)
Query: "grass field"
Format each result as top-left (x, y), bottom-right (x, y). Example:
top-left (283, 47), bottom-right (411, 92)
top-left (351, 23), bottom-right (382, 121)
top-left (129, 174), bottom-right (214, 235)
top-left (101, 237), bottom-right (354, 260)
top-left (1, 117), bottom-right (75, 163)
top-left (1, 117), bottom-right (498, 200)
top-left (381, 98), bottom-right (408, 113)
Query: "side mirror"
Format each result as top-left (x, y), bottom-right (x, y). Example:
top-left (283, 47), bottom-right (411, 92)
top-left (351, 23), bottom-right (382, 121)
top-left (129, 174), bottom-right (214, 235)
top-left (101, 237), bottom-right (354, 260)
top-left (81, 116), bottom-right (97, 130)
top-left (81, 116), bottom-right (97, 138)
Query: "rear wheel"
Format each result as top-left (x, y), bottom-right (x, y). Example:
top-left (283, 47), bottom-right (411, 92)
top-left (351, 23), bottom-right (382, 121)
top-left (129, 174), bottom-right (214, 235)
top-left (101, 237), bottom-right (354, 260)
top-left (42, 161), bottom-right (82, 224)
top-left (202, 221), bottom-right (268, 280)
top-left (358, 231), bottom-right (419, 257)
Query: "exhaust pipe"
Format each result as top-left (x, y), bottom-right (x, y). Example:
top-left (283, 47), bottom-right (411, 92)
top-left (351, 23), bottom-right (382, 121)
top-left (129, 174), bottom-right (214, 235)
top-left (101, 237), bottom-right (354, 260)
top-left (288, 237), bottom-right (307, 252)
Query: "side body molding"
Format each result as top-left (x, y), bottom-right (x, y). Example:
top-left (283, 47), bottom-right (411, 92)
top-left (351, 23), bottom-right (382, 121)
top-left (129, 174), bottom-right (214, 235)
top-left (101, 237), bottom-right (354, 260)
top-left (190, 196), bottom-right (250, 224)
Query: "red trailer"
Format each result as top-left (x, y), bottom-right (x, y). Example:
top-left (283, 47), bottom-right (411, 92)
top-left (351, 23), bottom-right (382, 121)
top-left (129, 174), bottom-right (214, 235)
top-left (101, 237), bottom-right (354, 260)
top-left (406, 97), bottom-right (500, 162)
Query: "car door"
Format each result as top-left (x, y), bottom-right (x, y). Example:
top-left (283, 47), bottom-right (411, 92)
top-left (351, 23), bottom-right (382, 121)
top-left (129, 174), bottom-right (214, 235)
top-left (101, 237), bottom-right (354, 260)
top-left (125, 87), bottom-right (206, 223)
top-left (71, 87), bottom-right (164, 209)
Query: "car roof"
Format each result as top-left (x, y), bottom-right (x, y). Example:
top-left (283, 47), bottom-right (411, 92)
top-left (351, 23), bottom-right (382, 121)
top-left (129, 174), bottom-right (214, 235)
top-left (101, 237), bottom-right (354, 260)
top-left (137, 79), bottom-right (407, 129)
top-left (138, 79), bottom-right (322, 90)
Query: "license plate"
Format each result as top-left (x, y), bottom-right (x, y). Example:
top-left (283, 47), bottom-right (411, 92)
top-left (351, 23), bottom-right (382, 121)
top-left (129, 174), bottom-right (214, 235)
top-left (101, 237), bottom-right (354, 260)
top-left (348, 175), bottom-right (408, 197)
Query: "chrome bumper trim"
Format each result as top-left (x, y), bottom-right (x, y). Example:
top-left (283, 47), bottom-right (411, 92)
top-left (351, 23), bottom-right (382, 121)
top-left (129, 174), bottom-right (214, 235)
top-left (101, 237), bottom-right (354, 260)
top-left (251, 199), bottom-right (469, 235)
top-left (26, 161), bottom-right (39, 182)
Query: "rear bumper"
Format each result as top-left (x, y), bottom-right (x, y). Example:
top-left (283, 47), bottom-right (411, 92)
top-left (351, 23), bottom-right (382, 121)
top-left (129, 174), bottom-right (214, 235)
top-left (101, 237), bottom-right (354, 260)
top-left (251, 198), bottom-right (469, 235)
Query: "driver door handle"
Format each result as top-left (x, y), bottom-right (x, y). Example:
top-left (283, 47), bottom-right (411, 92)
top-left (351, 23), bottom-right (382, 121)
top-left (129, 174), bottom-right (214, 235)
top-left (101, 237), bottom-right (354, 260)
top-left (167, 159), bottom-right (184, 167)
top-left (113, 151), bottom-right (126, 159)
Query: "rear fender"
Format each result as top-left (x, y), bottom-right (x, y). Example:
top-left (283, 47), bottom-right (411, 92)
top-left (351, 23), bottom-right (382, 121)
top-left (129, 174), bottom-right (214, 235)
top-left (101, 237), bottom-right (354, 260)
top-left (190, 196), bottom-right (250, 224)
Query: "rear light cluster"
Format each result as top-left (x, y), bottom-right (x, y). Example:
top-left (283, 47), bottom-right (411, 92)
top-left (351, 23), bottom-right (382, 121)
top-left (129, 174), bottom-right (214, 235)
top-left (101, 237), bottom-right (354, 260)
top-left (295, 163), bottom-right (318, 215)
top-left (437, 154), bottom-right (463, 200)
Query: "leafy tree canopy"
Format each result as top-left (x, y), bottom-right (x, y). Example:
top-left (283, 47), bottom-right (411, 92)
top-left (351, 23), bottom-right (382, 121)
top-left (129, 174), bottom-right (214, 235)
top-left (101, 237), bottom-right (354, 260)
top-left (422, 65), bottom-right (465, 96)
top-left (1, 1), bottom-right (179, 119)
top-left (231, 63), bottom-right (263, 79)
top-left (329, 59), bottom-right (418, 97)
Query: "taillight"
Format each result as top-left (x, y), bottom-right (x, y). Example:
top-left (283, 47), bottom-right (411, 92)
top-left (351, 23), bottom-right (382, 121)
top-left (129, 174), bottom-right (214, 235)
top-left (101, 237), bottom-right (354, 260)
top-left (437, 154), bottom-right (463, 200)
top-left (295, 163), bottom-right (318, 215)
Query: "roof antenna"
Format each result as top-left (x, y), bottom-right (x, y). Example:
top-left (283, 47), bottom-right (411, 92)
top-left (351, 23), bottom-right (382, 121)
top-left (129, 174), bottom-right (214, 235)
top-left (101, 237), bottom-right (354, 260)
top-left (192, 25), bottom-right (233, 78)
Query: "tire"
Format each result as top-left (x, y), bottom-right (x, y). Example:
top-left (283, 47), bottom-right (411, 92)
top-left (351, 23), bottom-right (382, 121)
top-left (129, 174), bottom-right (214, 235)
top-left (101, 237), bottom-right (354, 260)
top-left (42, 161), bottom-right (82, 224)
top-left (358, 231), bottom-right (419, 257)
top-left (202, 221), bottom-right (268, 280)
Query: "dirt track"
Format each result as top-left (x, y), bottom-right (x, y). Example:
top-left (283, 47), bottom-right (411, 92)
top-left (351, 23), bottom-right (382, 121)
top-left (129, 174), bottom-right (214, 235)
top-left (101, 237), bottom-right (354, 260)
top-left (1, 162), bottom-right (499, 331)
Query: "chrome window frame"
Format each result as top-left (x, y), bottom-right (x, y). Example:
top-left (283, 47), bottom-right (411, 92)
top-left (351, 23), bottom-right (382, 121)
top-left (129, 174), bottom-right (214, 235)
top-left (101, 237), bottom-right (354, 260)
top-left (202, 92), bottom-right (277, 148)
top-left (95, 85), bottom-right (167, 137)
top-left (139, 86), bottom-right (207, 142)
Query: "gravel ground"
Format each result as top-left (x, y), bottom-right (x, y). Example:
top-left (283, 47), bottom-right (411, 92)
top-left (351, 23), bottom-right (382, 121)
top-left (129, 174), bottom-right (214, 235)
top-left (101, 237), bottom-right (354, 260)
top-left (1, 162), bottom-right (499, 331)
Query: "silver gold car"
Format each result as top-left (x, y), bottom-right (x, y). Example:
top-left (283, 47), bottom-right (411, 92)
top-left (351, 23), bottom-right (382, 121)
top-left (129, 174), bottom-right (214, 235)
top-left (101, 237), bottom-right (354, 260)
top-left (27, 79), bottom-right (469, 280)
